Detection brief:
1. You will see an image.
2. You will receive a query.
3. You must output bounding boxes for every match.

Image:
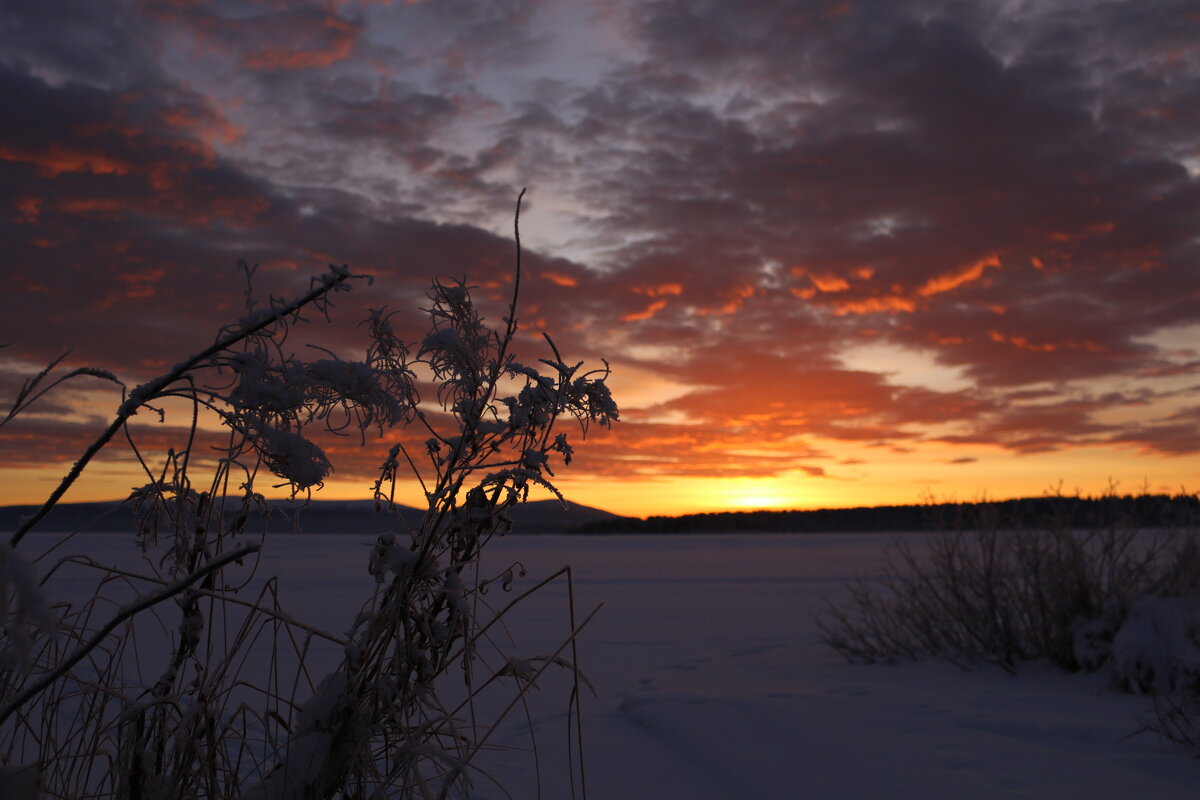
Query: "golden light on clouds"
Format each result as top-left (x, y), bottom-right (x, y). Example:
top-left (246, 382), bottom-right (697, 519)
top-left (1, 0), bottom-right (1199, 518)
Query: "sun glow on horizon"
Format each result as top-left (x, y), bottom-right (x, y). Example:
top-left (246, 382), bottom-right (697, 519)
top-left (717, 478), bottom-right (795, 511)
top-left (4, 450), bottom-right (1198, 522)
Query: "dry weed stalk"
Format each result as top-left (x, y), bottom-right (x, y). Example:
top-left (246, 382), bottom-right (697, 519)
top-left (0, 193), bottom-right (616, 797)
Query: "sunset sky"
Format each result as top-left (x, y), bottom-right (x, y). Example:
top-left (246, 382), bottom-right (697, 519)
top-left (2, 0), bottom-right (1198, 517)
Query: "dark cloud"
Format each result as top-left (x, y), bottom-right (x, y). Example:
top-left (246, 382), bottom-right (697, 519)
top-left (0, 59), bottom-right (594, 369)
top-left (0, 64), bottom-right (295, 365)
top-left (526, 0), bottom-right (1200, 459)
top-left (1111, 406), bottom-right (1200, 456)
top-left (567, 1), bottom-right (1200, 393)
top-left (138, 1), bottom-right (367, 73)
top-left (0, 0), bottom-right (163, 89)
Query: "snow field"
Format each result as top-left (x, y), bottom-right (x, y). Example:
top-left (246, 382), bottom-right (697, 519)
top-left (27, 532), bottom-right (1200, 798)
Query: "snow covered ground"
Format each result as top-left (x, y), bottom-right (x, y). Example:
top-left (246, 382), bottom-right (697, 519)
top-left (29, 532), bottom-right (1200, 798)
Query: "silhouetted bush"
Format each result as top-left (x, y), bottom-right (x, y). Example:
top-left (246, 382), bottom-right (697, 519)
top-left (817, 488), bottom-right (1200, 755)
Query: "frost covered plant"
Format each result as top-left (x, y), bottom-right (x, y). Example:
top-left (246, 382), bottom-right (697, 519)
top-left (0, 193), bottom-right (615, 797)
top-left (289, 215), bottom-right (617, 798)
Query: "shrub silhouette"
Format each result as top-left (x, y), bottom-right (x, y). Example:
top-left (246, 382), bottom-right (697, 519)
top-left (816, 488), bottom-right (1200, 754)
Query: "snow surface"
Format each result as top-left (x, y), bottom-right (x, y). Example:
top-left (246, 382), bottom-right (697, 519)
top-left (30, 532), bottom-right (1200, 798)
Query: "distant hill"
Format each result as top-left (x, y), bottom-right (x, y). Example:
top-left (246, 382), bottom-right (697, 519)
top-left (0, 497), bottom-right (623, 537)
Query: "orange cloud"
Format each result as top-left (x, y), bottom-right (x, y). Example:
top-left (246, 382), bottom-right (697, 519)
top-left (791, 266), bottom-right (871, 295)
top-left (0, 144), bottom-right (132, 178)
top-left (621, 299), bottom-right (668, 322)
top-left (634, 283), bottom-right (683, 297)
top-left (541, 271), bottom-right (578, 287)
top-left (160, 106), bottom-right (244, 146)
top-left (824, 255), bottom-right (1000, 316)
top-left (987, 330), bottom-right (1056, 352)
top-left (695, 281), bottom-right (754, 316)
top-left (811, 274), bottom-right (850, 292)
top-left (916, 254), bottom-right (1001, 297)
top-left (832, 295), bottom-right (917, 315)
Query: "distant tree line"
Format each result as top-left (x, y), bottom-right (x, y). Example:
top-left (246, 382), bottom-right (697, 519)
top-left (6, 493), bottom-right (1197, 537)
top-left (571, 493), bottom-right (1200, 534)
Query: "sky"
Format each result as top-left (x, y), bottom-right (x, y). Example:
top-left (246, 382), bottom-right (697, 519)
top-left (1, 0), bottom-right (1198, 518)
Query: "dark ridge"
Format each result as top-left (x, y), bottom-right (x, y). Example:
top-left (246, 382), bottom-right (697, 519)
top-left (4, 494), bottom-right (1196, 537)
top-left (569, 493), bottom-right (1200, 534)
top-left (0, 497), bottom-right (622, 537)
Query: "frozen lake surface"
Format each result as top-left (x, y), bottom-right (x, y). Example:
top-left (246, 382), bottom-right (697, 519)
top-left (26, 531), bottom-right (1200, 798)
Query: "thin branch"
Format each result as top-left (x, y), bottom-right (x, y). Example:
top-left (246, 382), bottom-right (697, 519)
top-left (498, 188), bottom-right (526, 362)
top-left (439, 603), bottom-right (603, 800)
top-left (9, 270), bottom-right (353, 548)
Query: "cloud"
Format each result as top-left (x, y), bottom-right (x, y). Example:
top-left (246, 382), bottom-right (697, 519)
top-left (138, 2), bottom-right (366, 73)
top-left (3, 0), bottom-right (1199, 507)
top-left (1110, 406), bottom-right (1200, 456)
top-left (0, 0), bottom-right (164, 89)
top-left (530, 0), bottom-right (1200, 454)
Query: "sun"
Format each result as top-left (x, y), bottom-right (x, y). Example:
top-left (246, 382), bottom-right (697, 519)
top-left (723, 480), bottom-right (792, 511)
